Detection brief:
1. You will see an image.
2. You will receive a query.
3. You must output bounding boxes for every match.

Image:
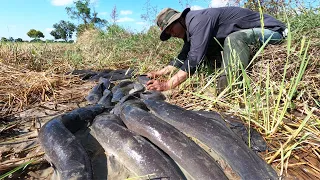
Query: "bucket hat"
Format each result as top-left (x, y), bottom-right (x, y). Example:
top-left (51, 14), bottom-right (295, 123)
top-left (156, 7), bottom-right (190, 41)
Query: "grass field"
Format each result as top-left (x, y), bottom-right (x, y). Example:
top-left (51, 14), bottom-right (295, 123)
top-left (0, 6), bottom-right (319, 180)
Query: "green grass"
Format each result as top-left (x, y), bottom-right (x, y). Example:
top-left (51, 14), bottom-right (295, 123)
top-left (0, 160), bottom-right (34, 180)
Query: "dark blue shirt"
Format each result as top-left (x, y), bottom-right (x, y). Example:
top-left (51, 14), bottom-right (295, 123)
top-left (169, 7), bottom-right (286, 74)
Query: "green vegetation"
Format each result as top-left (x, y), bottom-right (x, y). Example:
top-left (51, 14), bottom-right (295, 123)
top-left (66, 0), bottom-right (107, 36)
top-left (26, 29), bottom-right (45, 40)
top-left (50, 20), bottom-right (76, 42)
top-left (0, 160), bottom-right (34, 180)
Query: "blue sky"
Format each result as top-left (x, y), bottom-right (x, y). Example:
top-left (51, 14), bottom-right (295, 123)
top-left (0, 0), bottom-right (230, 40)
top-left (2, 0), bottom-right (317, 41)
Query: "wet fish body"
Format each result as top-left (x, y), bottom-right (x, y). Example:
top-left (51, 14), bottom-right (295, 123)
top-left (91, 116), bottom-right (186, 179)
top-left (108, 69), bottom-right (134, 81)
top-left (93, 113), bottom-right (125, 126)
top-left (60, 104), bottom-right (105, 133)
top-left (194, 110), bottom-right (268, 152)
top-left (38, 118), bottom-right (93, 180)
top-left (111, 81), bottom-right (136, 103)
top-left (137, 75), bottom-right (150, 85)
top-left (113, 98), bottom-right (148, 116)
top-left (98, 77), bottom-right (111, 90)
top-left (140, 90), bottom-right (166, 101)
top-left (69, 69), bottom-right (98, 80)
top-left (128, 82), bottom-right (145, 94)
top-left (120, 105), bottom-right (228, 180)
top-left (144, 99), bottom-right (278, 180)
top-left (86, 83), bottom-right (104, 104)
top-left (98, 90), bottom-right (113, 107)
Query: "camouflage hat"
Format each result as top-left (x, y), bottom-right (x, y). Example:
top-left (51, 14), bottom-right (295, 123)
top-left (156, 8), bottom-right (190, 41)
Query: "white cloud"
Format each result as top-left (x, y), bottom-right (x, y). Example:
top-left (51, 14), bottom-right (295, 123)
top-left (51, 0), bottom-right (74, 6)
top-left (136, 22), bottom-right (146, 25)
top-left (116, 17), bottom-right (134, 23)
top-left (45, 28), bottom-right (55, 32)
top-left (210, 0), bottom-right (229, 7)
top-left (120, 10), bottom-right (133, 15)
top-left (190, 5), bottom-right (204, 10)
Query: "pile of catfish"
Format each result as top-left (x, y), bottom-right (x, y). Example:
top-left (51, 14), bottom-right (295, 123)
top-left (38, 69), bottom-right (278, 180)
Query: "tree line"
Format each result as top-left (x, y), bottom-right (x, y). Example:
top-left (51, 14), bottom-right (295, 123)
top-left (1, 0), bottom-right (107, 43)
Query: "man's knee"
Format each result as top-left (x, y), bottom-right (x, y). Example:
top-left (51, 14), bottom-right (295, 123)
top-left (225, 31), bottom-right (248, 43)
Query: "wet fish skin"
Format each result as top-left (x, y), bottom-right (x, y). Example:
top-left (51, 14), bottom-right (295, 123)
top-left (112, 97), bottom-right (147, 116)
top-left (89, 69), bottom-right (133, 81)
top-left (109, 92), bottom-right (141, 115)
top-left (111, 80), bottom-right (134, 93)
top-left (60, 104), bottom-right (105, 133)
top-left (143, 99), bottom-right (278, 180)
top-left (112, 82), bottom-right (144, 102)
top-left (128, 82), bottom-right (145, 94)
top-left (103, 89), bottom-right (111, 96)
top-left (140, 90), bottom-right (166, 101)
top-left (86, 83), bottom-right (104, 104)
top-left (108, 69), bottom-right (134, 81)
top-left (38, 118), bottom-right (93, 180)
top-left (74, 128), bottom-right (108, 180)
top-left (193, 110), bottom-right (243, 127)
top-left (137, 75), bottom-right (150, 85)
top-left (98, 77), bottom-right (111, 90)
top-left (193, 110), bottom-right (268, 152)
top-left (91, 117), bottom-right (186, 180)
top-left (231, 125), bottom-right (268, 152)
top-left (69, 69), bottom-right (98, 80)
top-left (93, 112), bottom-right (125, 126)
top-left (111, 81), bottom-right (135, 103)
top-left (98, 90), bottom-right (113, 107)
top-left (120, 105), bottom-right (228, 180)
top-left (89, 72), bottom-right (110, 81)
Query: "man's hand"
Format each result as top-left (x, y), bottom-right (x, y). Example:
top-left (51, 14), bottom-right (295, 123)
top-left (146, 71), bottom-right (160, 79)
top-left (146, 80), bottom-right (170, 91)
top-left (146, 65), bottom-right (177, 79)
top-left (146, 70), bottom-right (188, 92)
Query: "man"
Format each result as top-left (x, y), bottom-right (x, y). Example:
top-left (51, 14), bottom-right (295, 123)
top-left (146, 6), bottom-right (286, 92)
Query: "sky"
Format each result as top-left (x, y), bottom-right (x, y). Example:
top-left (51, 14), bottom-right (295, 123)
top-left (0, 0), bottom-right (232, 41)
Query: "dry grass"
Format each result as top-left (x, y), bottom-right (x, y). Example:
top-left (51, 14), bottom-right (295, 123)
top-left (0, 12), bottom-right (319, 179)
top-left (0, 60), bottom-right (94, 117)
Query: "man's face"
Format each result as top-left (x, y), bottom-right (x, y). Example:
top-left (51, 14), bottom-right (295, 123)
top-left (165, 20), bottom-right (185, 39)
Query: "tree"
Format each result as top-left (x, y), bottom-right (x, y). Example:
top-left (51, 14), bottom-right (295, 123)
top-left (30, 39), bottom-right (44, 43)
top-left (1, 37), bottom-right (8, 42)
top-left (50, 20), bottom-right (76, 42)
top-left (15, 38), bottom-right (23, 42)
top-left (8, 37), bottom-right (14, 42)
top-left (46, 39), bottom-right (54, 43)
top-left (27, 29), bottom-right (45, 39)
top-left (66, 0), bottom-right (107, 35)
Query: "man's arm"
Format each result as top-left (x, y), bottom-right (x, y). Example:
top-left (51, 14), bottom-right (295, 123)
top-left (147, 65), bottom-right (177, 78)
top-left (147, 70), bottom-right (188, 91)
top-left (167, 70), bottom-right (188, 89)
